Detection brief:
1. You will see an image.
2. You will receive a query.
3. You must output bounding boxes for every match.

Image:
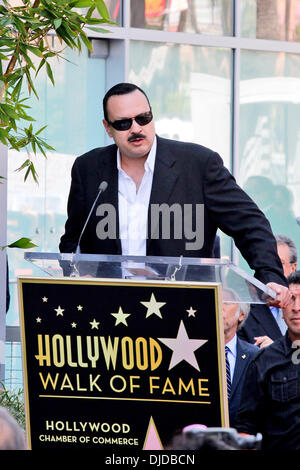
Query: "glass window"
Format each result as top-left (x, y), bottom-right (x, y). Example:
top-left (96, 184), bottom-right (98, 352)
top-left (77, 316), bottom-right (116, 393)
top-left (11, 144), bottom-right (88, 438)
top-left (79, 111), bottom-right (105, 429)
top-left (241, 0), bottom-right (300, 41)
top-left (238, 49), bottom-right (300, 274)
top-left (131, 0), bottom-right (233, 35)
top-left (129, 40), bottom-right (233, 258)
top-left (6, 41), bottom-right (106, 326)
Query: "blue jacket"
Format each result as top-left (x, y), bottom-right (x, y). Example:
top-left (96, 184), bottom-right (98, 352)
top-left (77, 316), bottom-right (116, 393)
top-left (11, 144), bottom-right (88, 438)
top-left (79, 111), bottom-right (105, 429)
top-left (229, 336), bottom-right (259, 427)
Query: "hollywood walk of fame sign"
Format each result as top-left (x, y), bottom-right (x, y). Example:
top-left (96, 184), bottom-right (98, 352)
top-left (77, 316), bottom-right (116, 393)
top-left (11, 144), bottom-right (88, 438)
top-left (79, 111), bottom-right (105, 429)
top-left (18, 277), bottom-right (228, 450)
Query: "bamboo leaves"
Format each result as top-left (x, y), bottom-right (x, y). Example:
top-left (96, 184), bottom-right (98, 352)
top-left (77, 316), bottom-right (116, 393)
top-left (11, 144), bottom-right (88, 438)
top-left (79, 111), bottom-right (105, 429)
top-left (0, 0), bottom-right (113, 181)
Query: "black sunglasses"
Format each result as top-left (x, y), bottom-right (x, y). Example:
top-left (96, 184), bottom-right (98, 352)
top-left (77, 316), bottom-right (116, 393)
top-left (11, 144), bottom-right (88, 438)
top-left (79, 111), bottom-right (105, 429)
top-left (107, 110), bottom-right (153, 131)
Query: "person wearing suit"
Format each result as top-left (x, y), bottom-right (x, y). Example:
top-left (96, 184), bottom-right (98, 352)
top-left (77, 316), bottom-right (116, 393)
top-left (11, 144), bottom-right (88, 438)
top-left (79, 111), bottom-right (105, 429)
top-left (59, 83), bottom-right (290, 307)
top-left (222, 289), bottom-right (259, 427)
top-left (238, 234), bottom-right (297, 347)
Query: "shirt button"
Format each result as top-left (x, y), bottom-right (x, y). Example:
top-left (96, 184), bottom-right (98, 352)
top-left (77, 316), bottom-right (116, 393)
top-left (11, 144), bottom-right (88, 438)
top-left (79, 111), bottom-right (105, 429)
top-left (283, 377), bottom-right (287, 382)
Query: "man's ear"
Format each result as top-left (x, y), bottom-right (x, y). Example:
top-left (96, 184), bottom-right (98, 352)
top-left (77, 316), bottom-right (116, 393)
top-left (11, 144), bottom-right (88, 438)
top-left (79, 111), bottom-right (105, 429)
top-left (103, 119), bottom-right (113, 138)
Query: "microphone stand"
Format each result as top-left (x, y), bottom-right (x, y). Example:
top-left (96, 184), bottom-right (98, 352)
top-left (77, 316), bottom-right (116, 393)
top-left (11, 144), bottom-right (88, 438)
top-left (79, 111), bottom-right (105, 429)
top-left (70, 181), bottom-right (108, 277)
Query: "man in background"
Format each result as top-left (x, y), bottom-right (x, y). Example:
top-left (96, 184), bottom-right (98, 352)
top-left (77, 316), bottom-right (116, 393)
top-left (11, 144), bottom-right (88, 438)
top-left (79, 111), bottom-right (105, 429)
top-left (235, 270), bottom-right (300, 450)
top-left (0, 407), bottom-right (26, 450)
top-left (238, 234), bottom-right (297, 347)
top-left (222, 289), bottom-right (259, 426)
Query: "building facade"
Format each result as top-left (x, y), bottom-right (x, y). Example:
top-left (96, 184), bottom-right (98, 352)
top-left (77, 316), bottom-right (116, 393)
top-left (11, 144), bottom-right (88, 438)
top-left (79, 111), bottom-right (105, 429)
top-left (5, 0), bottom-right (300, 388)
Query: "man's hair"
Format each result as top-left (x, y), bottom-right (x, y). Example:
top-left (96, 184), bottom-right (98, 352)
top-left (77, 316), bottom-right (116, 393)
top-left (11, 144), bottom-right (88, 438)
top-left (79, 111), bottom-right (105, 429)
top-left (103, 83), bottom-right (151, 122)
top-left (222, 288), bottom-right (250, 329)
top-left (287, 270), bottom-right (300, 286)
top-left (275, 234), bottom-right (298, 264)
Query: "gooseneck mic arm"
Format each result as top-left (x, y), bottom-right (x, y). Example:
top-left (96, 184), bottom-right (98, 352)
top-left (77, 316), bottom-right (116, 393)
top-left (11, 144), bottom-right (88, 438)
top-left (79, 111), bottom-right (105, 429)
top-left (75, 181), bottom-right (108, 255)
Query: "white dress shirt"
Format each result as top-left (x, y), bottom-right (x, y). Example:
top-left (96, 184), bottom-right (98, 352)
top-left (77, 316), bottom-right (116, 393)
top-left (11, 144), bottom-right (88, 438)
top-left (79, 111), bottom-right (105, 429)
top-left (117, 136), bottom-right (157, 256)
top-left (225, 334), bottom-right (237, 383)
top-left (269, 306), bottom-right (288, 334)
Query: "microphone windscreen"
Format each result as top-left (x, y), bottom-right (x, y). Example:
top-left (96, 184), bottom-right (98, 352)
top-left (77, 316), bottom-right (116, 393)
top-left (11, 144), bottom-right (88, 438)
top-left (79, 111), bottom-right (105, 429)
top-left (99, 181), bottom-right (108, 192)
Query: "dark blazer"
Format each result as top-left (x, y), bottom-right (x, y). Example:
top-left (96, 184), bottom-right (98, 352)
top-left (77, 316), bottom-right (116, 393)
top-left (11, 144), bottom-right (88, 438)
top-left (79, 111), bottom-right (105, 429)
top-left (59, 136), bottom-right (286, 286)
top-left (229, 337), bottom-right (259, 427)
top-left (237, 304), bottom-right (283, 344)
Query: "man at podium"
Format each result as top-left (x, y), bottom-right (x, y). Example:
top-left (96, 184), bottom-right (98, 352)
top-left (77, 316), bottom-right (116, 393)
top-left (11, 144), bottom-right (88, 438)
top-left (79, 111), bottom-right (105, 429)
top-left (59, 82), bottom-right (290, 309)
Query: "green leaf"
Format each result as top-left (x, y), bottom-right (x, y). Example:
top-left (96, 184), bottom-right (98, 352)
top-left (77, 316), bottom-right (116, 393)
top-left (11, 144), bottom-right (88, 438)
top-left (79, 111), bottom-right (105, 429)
top-left (45, 62), bottom-right (54, 85)
top-left (11, 77), bottom-right (23, 100)
top-left (24, 67), bottom-right (39, 98)
top-left (7, 237), bottom-right (37, 249)
top-left (1, 104), bottom-right (20, 119)
top-left (19, 48), bottom-right (36, 70)
top-left (87, 26), bottom-right (110, 33)
top-left (86, 5), bottom-right (96, 19)
top-left (35, 58), bottom-right (46, 77)
top-left (24, 162), bottom-right (38, 182)
top-left (35, 125), bottom-right (47, 136)
top-left (25, 45), bottom-right (44, 58)
top-left (53, 18), bottom-right (62, 29)
top-left (79, 32), bottom-right (92, 52)
top-left (12, 16), bottom-right (27, 36)
top-left (15, 159), bottom-right (30, 172)
top-left (94, 0), bottom-right (110, 19)
top-left (69, 0), bottom-right (94, 7)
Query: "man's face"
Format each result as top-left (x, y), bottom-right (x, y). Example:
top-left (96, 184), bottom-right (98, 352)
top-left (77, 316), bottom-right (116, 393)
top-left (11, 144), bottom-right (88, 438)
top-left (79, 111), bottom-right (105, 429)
top-left (282, 283), bottom-right (300, 341)
top-left (277, 243), bottom-right (297, 277)
top-left (222, 291), bottom-right (244, 342)
top-left (103, 89), bottom-right (155, 161)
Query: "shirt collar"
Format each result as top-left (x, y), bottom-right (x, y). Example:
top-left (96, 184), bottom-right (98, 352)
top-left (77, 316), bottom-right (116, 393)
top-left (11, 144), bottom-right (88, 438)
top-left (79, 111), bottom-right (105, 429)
top-left (284, 331), bottom-right (299, 355)
top-left (117, 136), bottom-right (157, 173)
top-left (226, 334), bottom-right (237, 357)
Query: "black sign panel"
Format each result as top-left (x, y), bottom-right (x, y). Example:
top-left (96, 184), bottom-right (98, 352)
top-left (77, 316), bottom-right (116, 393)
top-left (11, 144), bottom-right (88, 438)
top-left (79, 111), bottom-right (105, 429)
top-left (18, 277), bottom-right (228, 450)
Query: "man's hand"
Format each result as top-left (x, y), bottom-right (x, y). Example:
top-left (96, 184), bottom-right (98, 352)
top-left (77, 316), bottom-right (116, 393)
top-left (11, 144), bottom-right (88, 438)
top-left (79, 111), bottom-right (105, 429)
top-left (254, 336), bottom-right (273, 348)
top-left (266, 282), bottom-right (291, 308)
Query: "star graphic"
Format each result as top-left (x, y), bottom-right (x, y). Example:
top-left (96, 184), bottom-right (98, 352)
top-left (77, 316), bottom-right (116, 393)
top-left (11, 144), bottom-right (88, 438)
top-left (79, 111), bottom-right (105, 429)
top-left (55, 306), bottom-right (64, 316)
top-left (36, 317), bottom-right (42, 323)
top-left (140, 293), bottom-right (166, 319)
top-left (158, 321), bottom-right (207, 371)
top-left (111, 307), bottom-right (131, 326)
top-left (71, 322), bottom-right (77, 328)
top-left (90, 319), bottom-right (100, 329)
top-left (186, 306), bottom-right (197, 317)
top-left (42, 297), bottom-right (48, 303)
top-left (77, 305), bottom-right (83, 311)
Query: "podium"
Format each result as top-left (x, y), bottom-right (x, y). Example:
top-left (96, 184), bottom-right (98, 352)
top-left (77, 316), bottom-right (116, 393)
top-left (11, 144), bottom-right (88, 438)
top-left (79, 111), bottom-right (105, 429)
top-left (18, 253), bottom-right (274, 450)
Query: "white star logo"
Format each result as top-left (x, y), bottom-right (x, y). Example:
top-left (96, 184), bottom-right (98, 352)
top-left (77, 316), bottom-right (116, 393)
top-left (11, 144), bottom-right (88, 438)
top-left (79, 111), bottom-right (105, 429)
top-left (140, 293), bottom-right (166, 319)
top-left (77, 305), bottom-right (83, 311)
top-left (42, 297), bottom-right (48, 303)
top-left (158, 321), bottom-right (207, 371)
top-left (55, 306), bottom-right (64, 316)
top-left (36, 317), bottom-right (42, 323)
top-left (111, 307), bottom-right (131, 326)
top-left (90, 319), bottom-right (100, 329)
top-left (186, 306), bottom-right (197, 317)
top-left (71, 322), bottom-right (77, 328)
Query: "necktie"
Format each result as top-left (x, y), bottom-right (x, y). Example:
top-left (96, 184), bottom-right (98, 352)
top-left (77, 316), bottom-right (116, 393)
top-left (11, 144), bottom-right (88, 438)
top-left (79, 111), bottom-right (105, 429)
top-left (225, 345), bottom-right (231, 398)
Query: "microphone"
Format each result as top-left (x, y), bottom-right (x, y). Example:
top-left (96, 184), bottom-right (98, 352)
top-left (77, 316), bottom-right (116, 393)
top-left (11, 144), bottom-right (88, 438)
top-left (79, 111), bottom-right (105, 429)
top-left (75, 181), bottom-right (108, 255)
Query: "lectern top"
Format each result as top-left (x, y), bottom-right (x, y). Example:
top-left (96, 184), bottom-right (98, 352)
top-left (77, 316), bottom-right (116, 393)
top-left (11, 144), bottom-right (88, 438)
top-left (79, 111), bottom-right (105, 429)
top-left (24, 252), bottom-right (275, 304)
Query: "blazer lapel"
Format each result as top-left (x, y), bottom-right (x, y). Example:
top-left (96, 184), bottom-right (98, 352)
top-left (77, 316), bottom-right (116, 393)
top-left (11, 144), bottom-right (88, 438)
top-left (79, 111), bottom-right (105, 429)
top-left (147, 137), bottom-right (180, 251)
top-left (230, 339), bottom-right (248, 398)
top-left (95, 145), bottom-right (121, 253)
